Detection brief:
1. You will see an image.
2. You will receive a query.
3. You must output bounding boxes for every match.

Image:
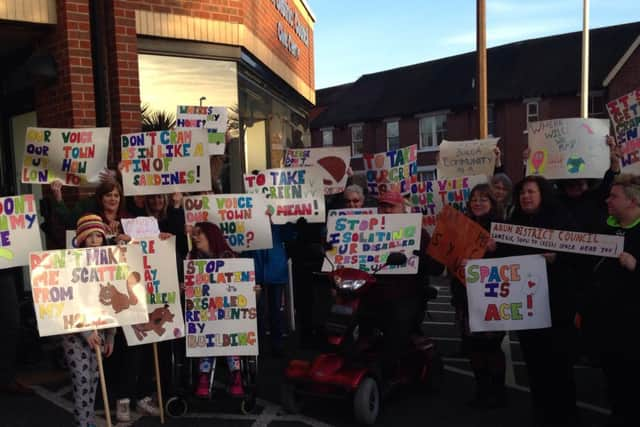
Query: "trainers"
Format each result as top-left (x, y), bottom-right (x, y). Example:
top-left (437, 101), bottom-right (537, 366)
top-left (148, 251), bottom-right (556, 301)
top-left (116, 398), bottom-right (131, 422)
top-left (195, 373), bottom-right (210, 398)
top-left (136, 396), bottom-right (160, 416)
top-left (228, 370), bottom-right (244, 397)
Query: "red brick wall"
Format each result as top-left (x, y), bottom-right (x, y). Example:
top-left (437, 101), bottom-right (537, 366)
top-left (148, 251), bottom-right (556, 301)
top-left (35, 0), bottom-right (95, 128)
top-left (608, 44), bottom-right (640, 100)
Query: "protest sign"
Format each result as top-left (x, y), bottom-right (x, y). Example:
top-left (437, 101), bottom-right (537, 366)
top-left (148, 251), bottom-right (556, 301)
top-left (284, 146), bottom-right (351, 195)
top-left (363, 145), bottom-right (418, 196)
top-left (465, 255), bottom-right (551, 332)
top-left (184, 258), bottom-right (259, 357)
top-left (121, 217), bottom-right (161, 239)
top-left (410, 174), bottom-right (487, 235)
top-left (323, 213), bottom-right (422, 274)
top-left (183, 194), bottom-right (273, 251)
top-left (490, 222), bottom-right (624, 257)
top-left (21, 127), bottom-right (110, 186)
top-left (328, 208), bottom-right (377, 217)
top-left (427, 206), bottom-right (490, 283)
top-left (120, 129), bottom-right (212, 196)
top-left (176, 105), bottom-right (228, 155)
top-left (437, 138), bottom-right (498, 178)
top-left (29, 245), bottom-right (148, 337)
top-left (243, 167), bottom-right (325, 224)
top-left (526, 118), bottom-right (610, 179)
top-left (0, 195), bottom-right (42, 269)
top-left (606, 89), bottom-right (640, 173)
top-left (66, 230), bottom-right (78, 249)
top-left (123, 237), bottom-right (185, 345)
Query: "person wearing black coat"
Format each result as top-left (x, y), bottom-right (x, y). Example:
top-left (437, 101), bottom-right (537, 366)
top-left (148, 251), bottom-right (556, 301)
top-left (497, 175), bottom-right (579, 426)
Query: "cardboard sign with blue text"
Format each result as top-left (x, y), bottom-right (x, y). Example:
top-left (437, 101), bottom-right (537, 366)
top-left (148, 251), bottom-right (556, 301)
top-left (21, 127), bottom-right (110, 186)
top-left (526, 118), bottom-right (610, 179)
top-left (184, 258), bottom-right (259, 357)
top-left (123, 237), bottom-right (185, 345)
top-left (322, 213), bottom-right (422, 274)
top-left (176, 105), bottom-right (228, 155)
top-left (183, 194), bottom-right (273, 251)
top-left (284, 146), bottom-right (351, 195)
top-left (465, 255), bottom-right (551, 332)
top-left (0, 195), bottom-right (43, 269)
top-left (120, 129), bottom-right (212, 195)
top-left (29, 245), bottom-right (148, 336)
top-left (243, 167), bottom-right (325, 224)
top-left (606, 89), bottom-right (640, 174)
top-left (363, 145), bottom-right (418, 196)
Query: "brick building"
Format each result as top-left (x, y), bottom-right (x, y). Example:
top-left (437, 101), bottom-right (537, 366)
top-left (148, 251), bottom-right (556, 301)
top-left (311, 22), bottom-right (640, 183)
top-left (1, 0), bottom-right (316, 200)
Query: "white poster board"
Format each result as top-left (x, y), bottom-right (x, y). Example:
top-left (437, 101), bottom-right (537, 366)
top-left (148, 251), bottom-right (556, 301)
top-left (21, 127), bottom-right (110, 186)
top-left (0, 195), bottom-right (43, 269)
top-left (29, 245), bottom-right (148, 336)
top-left (121, 217), bottom-right (161, 239)
top-left (465, 255), bottom-right (551, 332)
top-left (437, 138), bottom-right (498, 179)
top-left (183, 194), bottom-right (273, 251)
top-left (243, 167), bottom-right (326, 224)
top-left (363, 145), bottom-right (418, 195)
top-left (123, 237), bottom-right (185, 345)
top-left (176, 105), bottom-right (228, 155)
top-left (526, 118), bottom-right (610, 179)
top-left (328, 208), bottom-right (377, 217)
top-left (284, 146), bottom-right (351, 195)
top-left (120, 129), bottom-right (212, 195)
top-left (322, 213), bottom-right (422, 274)
top-left (184, 258), bottom-right (259, 357)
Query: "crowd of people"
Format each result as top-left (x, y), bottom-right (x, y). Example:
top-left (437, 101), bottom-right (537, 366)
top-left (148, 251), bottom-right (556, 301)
top-left (0, 134), bottom-right (638, 427)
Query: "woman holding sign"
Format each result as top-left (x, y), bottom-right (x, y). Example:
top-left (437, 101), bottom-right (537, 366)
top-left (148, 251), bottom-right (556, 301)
top-left (498, 175), bottom-right (579, 426)
top-left (63, 214), bottom-right (116, 427)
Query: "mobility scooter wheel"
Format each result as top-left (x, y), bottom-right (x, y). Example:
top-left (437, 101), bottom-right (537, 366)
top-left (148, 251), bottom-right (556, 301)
top-left (281, 382), bottom-right (303, 414)
top-left (353, 377), bottom-right (380, 425)
top-left (165, 396), bottom-right (188, 418)
top-left (240, 396), bottom-right (257, 414)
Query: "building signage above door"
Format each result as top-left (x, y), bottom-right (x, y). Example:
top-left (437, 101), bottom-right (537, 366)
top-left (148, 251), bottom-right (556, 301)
top-left (272, 0), bottom-right (310, 59)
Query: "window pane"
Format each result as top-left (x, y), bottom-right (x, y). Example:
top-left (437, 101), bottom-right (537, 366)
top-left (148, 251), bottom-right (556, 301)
top-left (322, 130), bottom-right (333, 146)
top-left (387, 121), bottom-right (399, 138)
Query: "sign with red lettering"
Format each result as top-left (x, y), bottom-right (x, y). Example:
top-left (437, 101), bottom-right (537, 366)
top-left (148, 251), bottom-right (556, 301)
top-left (284, 146), bottom-right (351, 195)
top-left (606, 89), bottom-right (640, 174)
top-left (363, 145), bottom-right (418, 196)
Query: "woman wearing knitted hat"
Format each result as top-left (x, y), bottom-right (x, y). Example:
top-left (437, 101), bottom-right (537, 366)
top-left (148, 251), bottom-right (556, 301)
top-left (62, 214), bottom-right (115, 427)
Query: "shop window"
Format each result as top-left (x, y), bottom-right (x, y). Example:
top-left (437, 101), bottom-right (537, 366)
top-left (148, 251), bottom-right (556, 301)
top-left (386, 120), bottom-right (400, 151)
top-left (350, 124), bottom-right (363, 156)
top-left (419, 114), bottom-right (447, 150)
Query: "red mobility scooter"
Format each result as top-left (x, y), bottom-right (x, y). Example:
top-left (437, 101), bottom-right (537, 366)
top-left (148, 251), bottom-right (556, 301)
top-left (282, 252), bottom-right (443, 424)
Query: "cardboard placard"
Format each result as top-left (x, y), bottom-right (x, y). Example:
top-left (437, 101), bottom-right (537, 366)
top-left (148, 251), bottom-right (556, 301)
top-left (427, 206), bottom-right (490, 283)
top-left (176, 105), bottom-right (228, 156)
top-left (490, 222), bottom-right (624, 257)
top-left (183, 194), bottom-right (273, 251)
top-left (327, 208), bottom-right (377, 217)
top-left (465, 255), bottom-right (551, 332)
top-left (284, 146), bottom-right (351, 195)
top-left (606, 89), bottom-right (640, 173)
top-left (121, 217), bottom-right (161, 239)
top-left (526, 118), bottom-right (610, 179)
top-left (120, 129), bottom-right (212, 195)
top-left (243, 167), bottom-right (325, 224)
top-left (0, 195), bottom-right (43, 269)
top-left (410, 174), bottom-right (488, 235)
top-left (323, 213), bottom-right (422, 274)
top-left (437, 138), bottom-right (498, 178)
top-left (21, 127), bottom-right (110, 186)
top-left (184, 258), bottom-right (259, 357)
top-left (29, 245), bottom-right (148, 336)
top-left (123, 237), bottom-right (185, 345)
top-left (363, 145), bottom-right (418, 195)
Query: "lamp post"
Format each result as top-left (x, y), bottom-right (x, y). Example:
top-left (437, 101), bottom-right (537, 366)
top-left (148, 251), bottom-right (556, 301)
top-left (199, 96), bottom-right (206, 107)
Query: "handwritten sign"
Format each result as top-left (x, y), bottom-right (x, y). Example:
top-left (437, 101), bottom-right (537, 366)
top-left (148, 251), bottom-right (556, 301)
top-left (243, 167), bottom-right (325, 224)
top-left (29, 245), bottom-right (148, 337)
top-left (323, 213), bottom-right (422, 274)
top-left (121, 217), bottom-right (161, 239)
top-left (526, 118), bottom-right (610, 179)
top-left (183, 194), bottom-right (273, 251)
top-left (427, 206), bottom-right (489, 283)
top-left (176, 105), bottom-right (228, 155)
top-left (0, 195), bottom-right (42, 269)
top-left (465, 255), bottom-right (551, 332)
top-left (120, 129), bottom-right (212, 196)
top-left (363, 145), bottom-right (418, 196)
top-left (284, 146), bottom-right (351, 195)
top-left (65, 230), bottom-right (78, 249)
top-left (21, 127), bottom-right (110, 186)
top-left (184, 258), bottom-right (259, 357)
top-left (410, 175), bottom-right (488, 235)
top-left (490, 222), bottom-right (624, 257)
top-left (123, 237), bottom-right (185, 345)
top-left (606, 89), bottom-right (640, 173)
top-left (437, 138), bottom-right (498, 179)
top-left (328, 208), bottom-right (377, 217)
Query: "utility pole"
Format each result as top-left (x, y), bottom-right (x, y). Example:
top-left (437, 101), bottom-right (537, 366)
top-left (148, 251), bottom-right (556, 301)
top-left (477, 0), bottom-right (488, 138)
